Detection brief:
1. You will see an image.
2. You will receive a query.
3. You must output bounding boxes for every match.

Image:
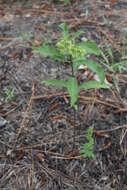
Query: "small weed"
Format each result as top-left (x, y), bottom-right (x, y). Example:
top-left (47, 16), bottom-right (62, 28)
top-left (81, 127), bottom-right (94, 158)
top-left (100, 39), bottom-right (127, 93)
top-left (5, 88), bottom-right (14, 101)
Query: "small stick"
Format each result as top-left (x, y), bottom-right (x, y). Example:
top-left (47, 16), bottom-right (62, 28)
top-left (11, 83), bottom-right (35, 153)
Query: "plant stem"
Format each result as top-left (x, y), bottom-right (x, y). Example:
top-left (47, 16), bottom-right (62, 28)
top-left (70, 56), bottom-right (76, 149)
top-left (73, 107), bottom-right (76, 149)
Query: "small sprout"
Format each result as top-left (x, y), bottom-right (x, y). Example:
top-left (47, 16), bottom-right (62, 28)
top-left (5, 88), bottom-right (14, 101)
top-left (100, 39), bottom-right (127, 93)
top-left (81, 127), bottom-right (94, 158)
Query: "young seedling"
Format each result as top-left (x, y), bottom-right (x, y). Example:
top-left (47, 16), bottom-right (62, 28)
top-left (5, 88), bottom-right (14, 101)
top-left (33, 23), bottom-right (109, 157)
top-left (100, 39), bottom-right (127, 93)
top-left (81, 127), bottom-right (94, 158)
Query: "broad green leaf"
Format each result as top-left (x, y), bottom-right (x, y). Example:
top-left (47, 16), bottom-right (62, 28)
top-left (86, 60), bottom-right (105, 83)
top-left (73, 59), bottom-right (105, 82)
top-left (72, 59), bottom-right (86, 72)
top-left (66, 77), bottom-right (78, 107)
top-left (43, 77), bottom-right (78, 108)
top-left (77, 41), bottom-right (101, 55)
top-left (43, 79), bottom-right (67, 88)
top-left (80, 80), bottom-right (109, 90)
top-left (33, 44), bottom-right (63, 61)
top-left (59, 23), bottom-right (69, 39)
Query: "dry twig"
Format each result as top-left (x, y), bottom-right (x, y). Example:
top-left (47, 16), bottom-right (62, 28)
top-left (11, 83), bottom-right (35, 153)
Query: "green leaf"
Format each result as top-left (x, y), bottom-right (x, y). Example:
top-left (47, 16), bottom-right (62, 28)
top-left (77, 41), bottom-right (101, 55)
top-left (86, 60), bottom-right (105, 83)
top-left (43, 77), bottom-right (79, 108)
top-left (118, 65), bottom-right (127, 72)
top-left (66, 77), bottom-right (78, 107)
top-left (72, 59), bottom-right (87, 72)
top-left (33, 44), bottom-right (63, 61)
top-left (81, 127), bottom-right (94, 158)
top-left (73, 59), bottom-right (105, 82)
top-left (80, 80), bottom-right (109, 90)
top-left (105, 43), bottom-right (113, 61)
top-left (87, 127), bottom-right (94, 141)
top-left (43, 79), bottom-right (67, 88)
top-left (112, 75), bottom-right (120, 93)
top-left (100, 49), bottom-right (110, 66)
top-left (63, 0), bottom-right (71, 4)
top-left (112, 61), bottom-right (127, 73)
top-left (59, 23), bottom-right (69, 39)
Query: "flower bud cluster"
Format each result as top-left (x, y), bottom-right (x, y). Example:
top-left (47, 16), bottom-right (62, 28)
top-left (57, 38), bottom-right (85, 58)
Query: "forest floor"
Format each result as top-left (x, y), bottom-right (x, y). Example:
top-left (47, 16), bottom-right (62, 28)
top-left (0, 0), bottom-right (127, 189)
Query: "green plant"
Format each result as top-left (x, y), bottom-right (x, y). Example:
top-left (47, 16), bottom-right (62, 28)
top-left (34, 23), bottom-right (108, 104)
top-left (100, 40), bottom-right (127, 93)
top-left (81, 127), bottom-right (94, 158)
top-left (53, 0), bottom-right (72, 4)
top-left (63, 0), bottom-right (72, 3)
top-left (33, 23), bottom-right (109, 157)
top-left (5, 88), bottom-right (14, 101)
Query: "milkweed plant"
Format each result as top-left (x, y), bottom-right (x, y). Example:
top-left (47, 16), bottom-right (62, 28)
top-left (33, 23), bottom-right (109, 158)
